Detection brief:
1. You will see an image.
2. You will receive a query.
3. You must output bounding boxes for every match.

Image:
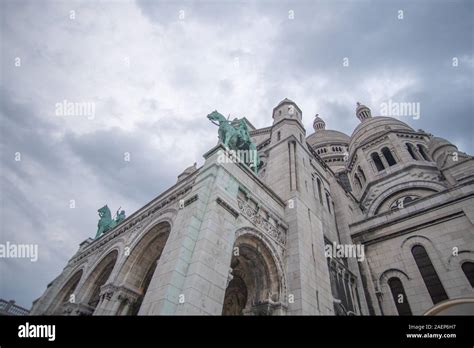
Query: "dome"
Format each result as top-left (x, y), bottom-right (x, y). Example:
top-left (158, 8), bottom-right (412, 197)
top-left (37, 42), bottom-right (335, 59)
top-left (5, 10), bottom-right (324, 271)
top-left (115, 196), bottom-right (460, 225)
top-left (276, 98), bottom-right (296, 108)
top-left (428, 136), bottom-right (457, 157)
top-left (349, 116), bottom-right (413, 151)
top-left (313, 114), bottom-right (326, 131)
top-left (307, 129), bottom-right (350, 148)
top-left (356, 102), bottom-right (369, 113)
top-left (356, 102), bottom-right (372, 122)
top-left (273, 98), bottom-right (301, 113)
top-left (272, 97), bottom-right (302, 121)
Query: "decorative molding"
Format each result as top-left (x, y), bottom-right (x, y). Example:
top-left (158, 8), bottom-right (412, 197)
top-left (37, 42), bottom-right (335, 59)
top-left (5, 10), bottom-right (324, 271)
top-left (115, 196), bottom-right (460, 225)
top-left (69, 185), bottom-right (191, 265)
top-left (237, 199), bottom-right (287, 245)
top-left (396, 133), bottom-right (425, 140)
top-left (257, 137), bottom-right (271, 150)
top-left (99, 283), bottom-right (141, 304)
top-left (250, 126), bottom-right (272, 136)
top-left (184, 194), bottom-right (198, 207)
top-left (216, 197), bottom-right (239, 218)
top-left (361, 135), bottom-right (389, 151)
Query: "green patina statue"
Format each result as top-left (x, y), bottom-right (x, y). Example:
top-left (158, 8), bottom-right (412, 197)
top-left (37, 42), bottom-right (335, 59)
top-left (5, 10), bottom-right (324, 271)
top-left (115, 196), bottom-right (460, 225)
top-left (95, 205), bottom-right (126, 239)
top-left (207, 110), bottom-right (260, 174)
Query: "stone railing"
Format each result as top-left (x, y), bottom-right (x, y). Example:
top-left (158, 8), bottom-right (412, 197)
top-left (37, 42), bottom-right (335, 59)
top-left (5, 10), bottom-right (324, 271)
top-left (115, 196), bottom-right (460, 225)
top-left (0, 299), bottom-right (29, 316)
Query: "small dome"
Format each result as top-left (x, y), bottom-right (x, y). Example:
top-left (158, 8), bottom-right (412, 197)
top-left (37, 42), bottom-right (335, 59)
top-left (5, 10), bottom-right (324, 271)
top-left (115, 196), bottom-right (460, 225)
top-left (428, 136), bottom-right (457, 157)
top-left (356, 102), bottom-right (372, 122)
top-left (307, 129), bottom-right (350, 148)
top-left (272, 98), bottom-right (302, 119)
top-left (313, 114), bottom-right (326, 131)
top-left (349, 116), bottom-right (413, 152)
top-left (276, 98), bottom-right (296, 107)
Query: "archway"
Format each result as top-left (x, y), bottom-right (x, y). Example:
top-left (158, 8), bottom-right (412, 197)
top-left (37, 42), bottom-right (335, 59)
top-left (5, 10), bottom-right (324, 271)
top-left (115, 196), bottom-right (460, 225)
top-left (222, 234), bottom-right (281, 315)
top-left (117, 221), bottom-right (171, 315)
top-left (82, 250), bottom-right (118, 314)
top-left (49, 269), bottom-right (83, 314)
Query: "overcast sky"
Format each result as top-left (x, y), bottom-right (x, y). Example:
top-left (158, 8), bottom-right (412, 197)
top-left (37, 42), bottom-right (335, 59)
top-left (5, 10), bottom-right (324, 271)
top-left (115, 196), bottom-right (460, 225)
top-left (1, 0), bottom-right (473, 309)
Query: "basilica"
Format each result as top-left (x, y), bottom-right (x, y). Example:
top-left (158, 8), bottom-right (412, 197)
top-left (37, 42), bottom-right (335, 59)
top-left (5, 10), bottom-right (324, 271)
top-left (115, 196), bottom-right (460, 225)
top-left (30, 99), bottom-right (474, 315)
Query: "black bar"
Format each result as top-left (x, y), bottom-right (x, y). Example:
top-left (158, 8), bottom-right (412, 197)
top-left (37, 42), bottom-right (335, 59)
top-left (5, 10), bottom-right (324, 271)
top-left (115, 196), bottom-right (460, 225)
top-left (0, 315), bottom-right (473, 346)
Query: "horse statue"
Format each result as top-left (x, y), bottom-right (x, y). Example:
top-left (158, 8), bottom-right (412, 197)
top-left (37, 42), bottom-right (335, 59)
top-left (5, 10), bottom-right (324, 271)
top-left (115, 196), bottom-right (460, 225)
top-left (207, 110), bottom-right (260, 174)
top-left (95, 205), bottom-right (126, 238)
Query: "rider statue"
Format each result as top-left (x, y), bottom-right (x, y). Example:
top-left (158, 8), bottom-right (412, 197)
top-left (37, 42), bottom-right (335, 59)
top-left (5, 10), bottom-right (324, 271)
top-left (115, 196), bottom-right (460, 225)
top-left (95, 205), bottom-right (126, 239)
top-left (207, 110), bottom-right (260, 174)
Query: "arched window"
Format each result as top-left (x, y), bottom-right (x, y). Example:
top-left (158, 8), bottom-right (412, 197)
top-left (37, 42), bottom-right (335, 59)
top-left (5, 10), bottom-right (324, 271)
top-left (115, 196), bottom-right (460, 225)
top-left (371, 152), bottom-right (385, 171)
top-left (411, 245), bottom-right (448, 304)
top-left (325, 193), bottom-right (331, 213)
top-left (406, 143), bottom-right (418, 160)
top-left (317, 178), bottom-right (323, 204)
top-left (357, 166), bottom-right (366, 182)
top-left (417, 144), bottom-right (430, 161)
top-left (388, 277), bottom-right (412, 316)
top-left (354, 173), bottom-right (362, 188)
top-left (381, 147), bottom-right (397, 166)
top-left (461, 262), bottom-right (474, 287)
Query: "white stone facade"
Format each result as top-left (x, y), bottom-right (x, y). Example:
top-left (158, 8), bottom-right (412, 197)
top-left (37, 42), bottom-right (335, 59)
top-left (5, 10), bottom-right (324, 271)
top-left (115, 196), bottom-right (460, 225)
top-left (30, 99), bottom-right (474, 316)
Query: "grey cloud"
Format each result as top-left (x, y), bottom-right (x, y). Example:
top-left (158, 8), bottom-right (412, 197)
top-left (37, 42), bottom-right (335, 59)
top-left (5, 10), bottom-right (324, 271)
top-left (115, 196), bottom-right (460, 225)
top-left (0, 0), bottom-right (472, 309)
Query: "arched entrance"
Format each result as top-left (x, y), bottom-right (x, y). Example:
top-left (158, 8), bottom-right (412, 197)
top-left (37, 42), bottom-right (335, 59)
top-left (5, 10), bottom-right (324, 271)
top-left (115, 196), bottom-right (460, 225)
top-left (116, 221), bottom-right (171, 315)
top-left (222, 233), bottom-right (282, 315)
top-left (82, 250), bottom-right (118, 314)
top-left (49, 269), bottom-right (83, 314)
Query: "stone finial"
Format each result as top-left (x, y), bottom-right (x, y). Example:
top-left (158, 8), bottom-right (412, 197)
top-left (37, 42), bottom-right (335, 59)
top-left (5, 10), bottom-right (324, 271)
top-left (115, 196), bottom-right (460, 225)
top-left (356, 102), bottom-right (372, 122)
top-left (313, 114), bottom-right (326, 132)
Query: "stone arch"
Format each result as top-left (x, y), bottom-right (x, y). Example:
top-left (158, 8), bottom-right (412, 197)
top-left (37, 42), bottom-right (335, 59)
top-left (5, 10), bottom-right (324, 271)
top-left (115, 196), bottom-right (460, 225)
top-left (222, 228), bottom-right (286, 315)
top-left (371, 152), bottom-right (385, 171)
top-left (406, 142), bottom-right (419, 160)
top-left (125, 209), bottom-right (176, 246)
top-left (446, 250), bottom-right (474, 271)
top-left (115, 220), bottom-right (172, 315)
top-left (446, 250), bottom-right (474, 289)
top-left (368, 181), bottom-right (444, 216)
top-left (79, 249), bottom-right (119, 314)
top-left (400, 235), bottom-right (447, 272)
top-left (379, 268), bottom-right (411, 284)
top-left (354, 173), bottom-right (362, 190)
top-left (400, 235), bottom-right (450, 305)
top-left (378, 268), bottom-right (412, 316)
top-left (48, 268), bottom-right (84, 314)
top-left (381, 146), bottom-right (397, 166)
top-left (417, 144), bottom-right (430, 161)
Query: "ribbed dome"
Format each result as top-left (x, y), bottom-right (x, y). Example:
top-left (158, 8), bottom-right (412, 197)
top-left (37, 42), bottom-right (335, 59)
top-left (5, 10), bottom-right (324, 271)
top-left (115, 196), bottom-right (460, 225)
top-left (307, 129), bottom-right (350, 147)
top-left (276, 98), bottom-right (296, 108)
top-left (356, 102), bottom-right (369, 113)
top-left (428, 136), bottom-right (456, 157)
top-left (313, 114), bottom-right (326, 131)
top-left (349, 116), bottom-right (413, 151)
top-left (356, 102), bottom-right (372, 122)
